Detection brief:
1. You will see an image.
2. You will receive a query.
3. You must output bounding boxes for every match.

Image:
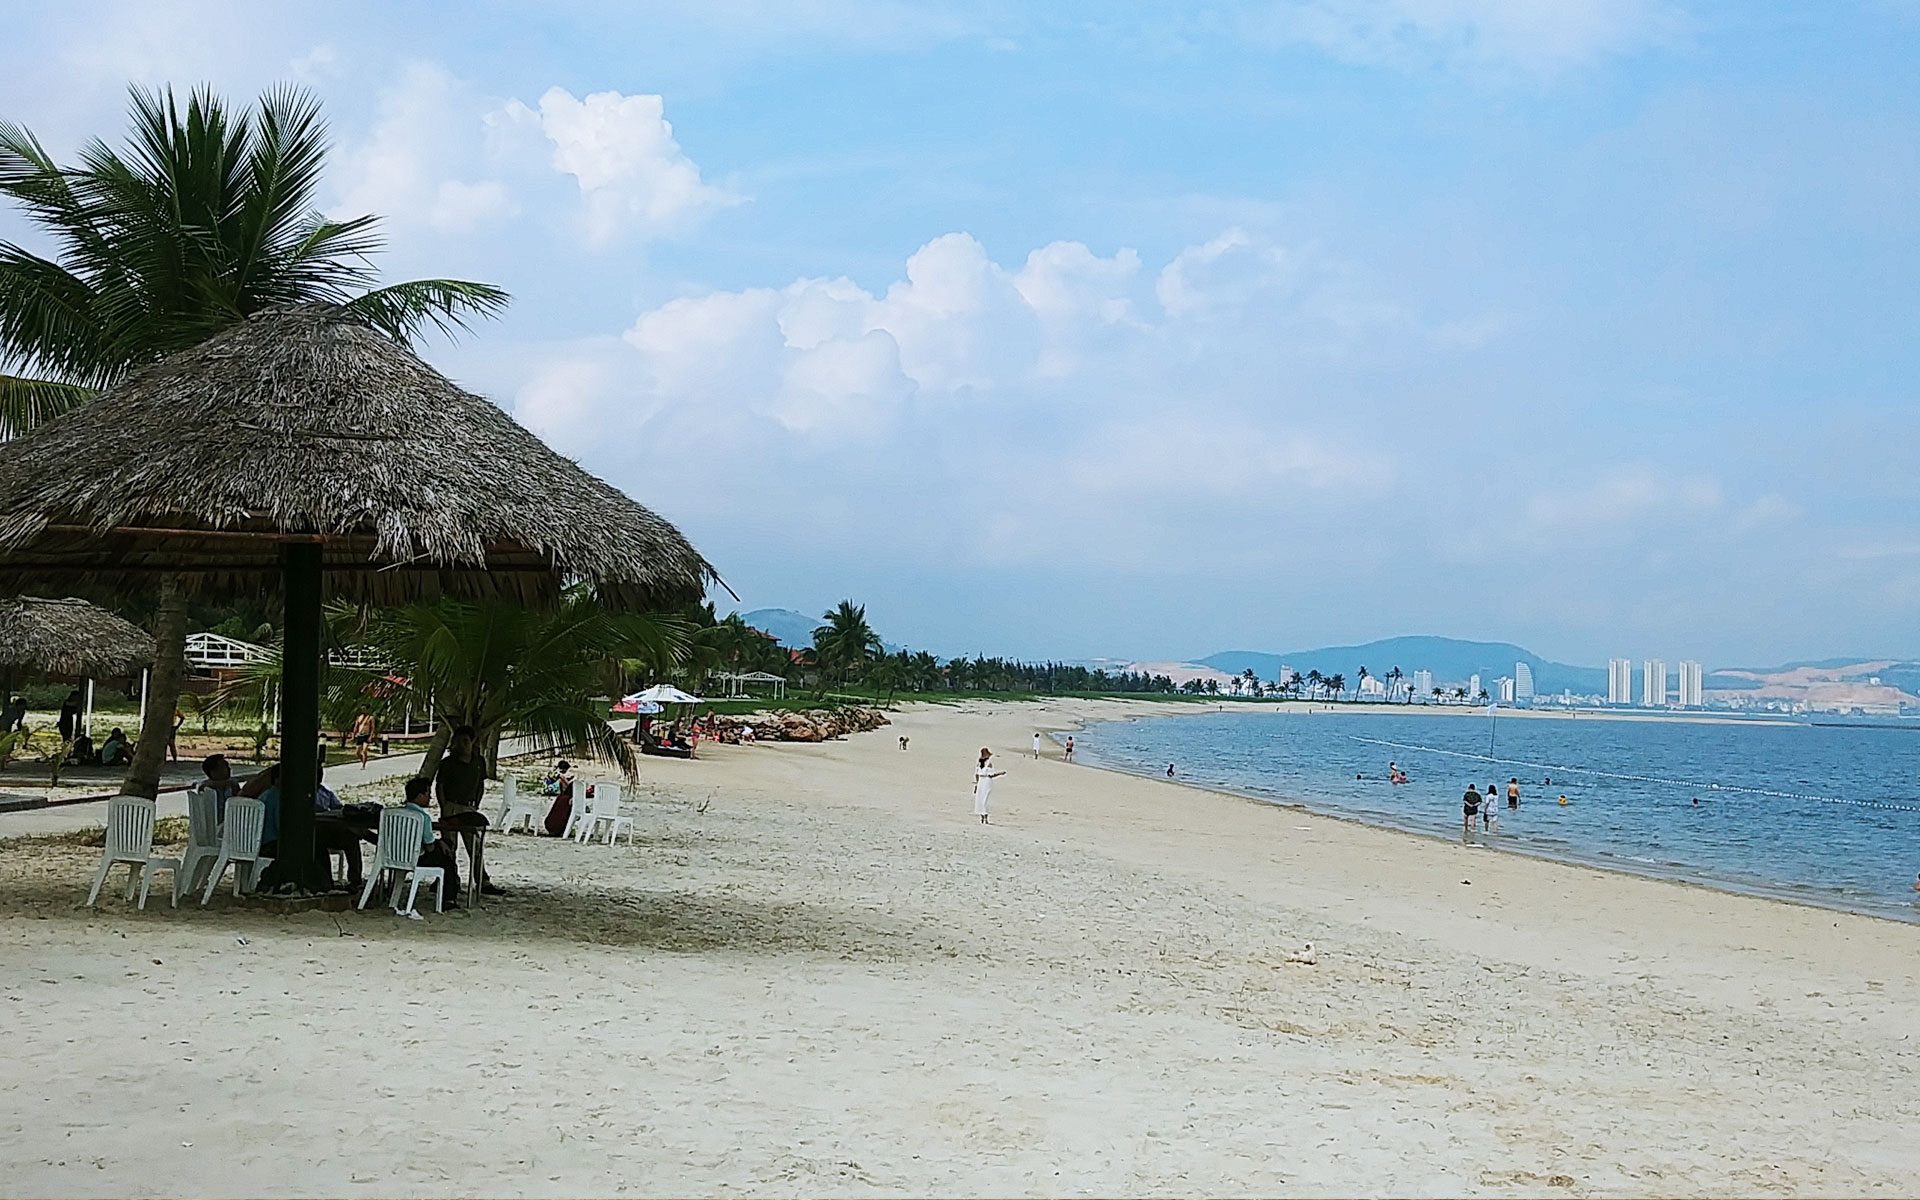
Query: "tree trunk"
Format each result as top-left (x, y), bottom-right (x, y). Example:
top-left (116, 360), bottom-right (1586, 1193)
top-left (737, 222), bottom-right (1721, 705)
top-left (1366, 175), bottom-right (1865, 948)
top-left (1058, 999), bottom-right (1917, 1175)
top-left (416, 720), bottom-right (453, 781)
top-left (483, 723), bottom-right (503, 780)
top-left (122, 575), bottom-right (187, 800)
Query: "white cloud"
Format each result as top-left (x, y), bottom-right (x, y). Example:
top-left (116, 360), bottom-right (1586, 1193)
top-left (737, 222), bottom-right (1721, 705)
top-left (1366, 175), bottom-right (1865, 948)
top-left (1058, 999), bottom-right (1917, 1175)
top-left (503, 87), bottom-right (736, 244)
top-left (1246, 0), bottom-right (1686, 77)
top-left (334, 63), bottom-right (517, 233)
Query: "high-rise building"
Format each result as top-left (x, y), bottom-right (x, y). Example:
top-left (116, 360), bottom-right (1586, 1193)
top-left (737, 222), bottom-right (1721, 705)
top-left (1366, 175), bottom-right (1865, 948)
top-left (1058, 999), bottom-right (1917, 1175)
top-left (1514, 661), bottom-right (1534, 699)
top-left (1643, 659), bottom-right (1667, 707)
top-left (1412, 669), bottom-right (1433, 699)
top-left (1469, 672), bottom-right (1482, 699)
top-left (1497, 677), bottom-right (1516, 703)
top-left (1608, 658), bottom-right (1633, 704)
top-left (1679, 660), bottom-right (1704, 707)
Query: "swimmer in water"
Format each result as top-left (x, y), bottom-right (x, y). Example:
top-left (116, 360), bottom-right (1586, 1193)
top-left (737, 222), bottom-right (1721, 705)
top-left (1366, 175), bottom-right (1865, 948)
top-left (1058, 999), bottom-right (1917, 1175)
top-left (1558, 794), bottom-right (1568, 805)
top-left (1166, 763), bottom-right (1176, 778)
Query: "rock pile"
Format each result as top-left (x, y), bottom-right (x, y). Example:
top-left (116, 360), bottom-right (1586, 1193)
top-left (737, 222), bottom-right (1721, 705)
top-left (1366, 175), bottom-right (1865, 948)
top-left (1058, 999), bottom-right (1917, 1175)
top-left (706, 707), bottom-right (891, 744)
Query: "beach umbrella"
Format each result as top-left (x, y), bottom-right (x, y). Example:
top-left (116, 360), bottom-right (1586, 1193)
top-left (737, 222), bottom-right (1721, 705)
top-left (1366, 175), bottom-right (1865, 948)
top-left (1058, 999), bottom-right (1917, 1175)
top-left (611, 694), bottom-right (664, 715)
top-left (0, 304), bottom-right (715, 890)
top-left (0, 596), bottom-right (154, 679)
top-left (633, 684), bottom-right (702, 706)
top-left (0, 596), bottom-right (157, 736)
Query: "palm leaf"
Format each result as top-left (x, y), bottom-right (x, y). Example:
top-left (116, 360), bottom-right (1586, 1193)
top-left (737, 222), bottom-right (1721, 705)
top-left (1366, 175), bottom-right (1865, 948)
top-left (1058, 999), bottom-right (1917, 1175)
top-left (0, 373), bottom-right (95, 437)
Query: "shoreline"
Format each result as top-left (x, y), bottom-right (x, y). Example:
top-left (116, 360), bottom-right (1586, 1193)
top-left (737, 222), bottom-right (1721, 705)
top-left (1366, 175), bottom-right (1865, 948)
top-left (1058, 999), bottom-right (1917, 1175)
top-left (5, 695), bottom-right (1918, 1194)
top-left (1045, 700), bottom-right (1920, 927)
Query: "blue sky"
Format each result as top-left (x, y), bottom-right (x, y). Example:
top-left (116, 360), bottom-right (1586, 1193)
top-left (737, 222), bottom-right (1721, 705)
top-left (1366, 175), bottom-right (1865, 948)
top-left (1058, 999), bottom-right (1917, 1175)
top-left (5, 2), bottom-right (1919, 668)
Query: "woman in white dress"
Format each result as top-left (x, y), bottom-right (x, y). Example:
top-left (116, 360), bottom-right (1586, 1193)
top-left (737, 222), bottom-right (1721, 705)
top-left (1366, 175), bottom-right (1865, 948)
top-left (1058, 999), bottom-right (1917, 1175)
top-left (973, 747), bottom-right (1005, 824)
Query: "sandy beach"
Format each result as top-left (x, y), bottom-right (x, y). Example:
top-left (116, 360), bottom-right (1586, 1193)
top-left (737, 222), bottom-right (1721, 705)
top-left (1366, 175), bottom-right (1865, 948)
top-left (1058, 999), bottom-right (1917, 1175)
top-left (3, 697), bottom-right (1917, 1196)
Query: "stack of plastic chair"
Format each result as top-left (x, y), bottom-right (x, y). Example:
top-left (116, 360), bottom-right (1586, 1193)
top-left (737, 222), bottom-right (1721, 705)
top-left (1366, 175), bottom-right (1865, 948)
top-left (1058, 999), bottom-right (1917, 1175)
top-left (177, 785), bottom-right (222, 898)
top-left (574, 781), bottom-right (632, 845)
top-left (200, 796), bottom-right (271, 904)
top-left (495, 776), bottom-right (543, 834)
top-left (357, 806), bottom-right (444, 916)
top-left (85, 795), bottom-right (179, 909)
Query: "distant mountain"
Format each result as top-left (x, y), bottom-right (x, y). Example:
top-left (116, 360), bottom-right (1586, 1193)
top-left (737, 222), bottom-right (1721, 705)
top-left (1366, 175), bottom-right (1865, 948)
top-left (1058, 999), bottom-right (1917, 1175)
top-left (1201, 636), bottom-right (1607, 696)
top-left (738, 607), bottom-right (820, 649)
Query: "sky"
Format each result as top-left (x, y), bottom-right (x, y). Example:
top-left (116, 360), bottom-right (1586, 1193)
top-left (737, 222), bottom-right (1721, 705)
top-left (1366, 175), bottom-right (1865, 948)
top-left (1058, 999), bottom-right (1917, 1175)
top-left (4, 1), bottom-right (1919, 669)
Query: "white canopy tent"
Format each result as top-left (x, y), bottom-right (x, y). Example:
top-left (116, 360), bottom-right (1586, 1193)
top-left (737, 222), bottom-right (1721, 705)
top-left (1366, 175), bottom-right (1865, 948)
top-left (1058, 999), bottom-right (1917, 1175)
top-left (634, 683), bottom-right (702, 705)
top-left (710, 670), bottom-right (788, 699)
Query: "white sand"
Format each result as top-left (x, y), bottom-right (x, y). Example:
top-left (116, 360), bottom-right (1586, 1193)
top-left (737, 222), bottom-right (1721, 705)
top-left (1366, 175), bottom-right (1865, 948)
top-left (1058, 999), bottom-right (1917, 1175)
top-left (2, 698), bottom-right (1917, 1196)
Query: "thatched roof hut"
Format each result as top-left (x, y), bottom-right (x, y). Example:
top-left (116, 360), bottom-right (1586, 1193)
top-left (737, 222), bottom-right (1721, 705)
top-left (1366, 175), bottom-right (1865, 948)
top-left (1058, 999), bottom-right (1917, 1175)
top-left (0, 596), bottom-right (154, 678)
top-left (0, 304), bottom-right (715, 610)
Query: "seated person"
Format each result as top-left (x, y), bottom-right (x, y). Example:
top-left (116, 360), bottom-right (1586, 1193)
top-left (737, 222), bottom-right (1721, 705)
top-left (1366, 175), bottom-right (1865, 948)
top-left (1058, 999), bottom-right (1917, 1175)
top-left (65, 732), bottom-right (96, 766)
top-left (200, 754), bottom-right (240, 822)
top-left (401, 776), bottom-right (461, 903)
top-left (257, 763), bottom-right (372, 893)
top-left (99, 728), bottom-right (131, 766)
top-left (541, 760), bottom-right (575, 837)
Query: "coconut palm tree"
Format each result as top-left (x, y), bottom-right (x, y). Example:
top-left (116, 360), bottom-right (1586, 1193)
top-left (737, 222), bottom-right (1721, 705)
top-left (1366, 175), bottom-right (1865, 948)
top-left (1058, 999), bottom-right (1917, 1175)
top-left (349, 595), bottom-right (687, 778)
top-left (0, 84), bottom-right (507, 435)
top-left (0, 84), bottom-right (508, 801)
top-left (1326, 673), bottom-right (1346, 701)
top-left (811, 599), bottom-right (883, 686)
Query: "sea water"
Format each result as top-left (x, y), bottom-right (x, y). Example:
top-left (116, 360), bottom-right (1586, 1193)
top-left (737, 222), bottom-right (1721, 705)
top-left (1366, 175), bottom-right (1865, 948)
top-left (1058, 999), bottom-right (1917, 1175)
top-left (1073, 708), bottom-right (1920, 921)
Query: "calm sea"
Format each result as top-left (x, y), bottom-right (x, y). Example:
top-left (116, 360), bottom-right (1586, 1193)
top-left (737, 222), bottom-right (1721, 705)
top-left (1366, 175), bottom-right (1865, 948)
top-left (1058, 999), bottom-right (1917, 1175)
top-left (1072, 708), bottom-right (1920, 921)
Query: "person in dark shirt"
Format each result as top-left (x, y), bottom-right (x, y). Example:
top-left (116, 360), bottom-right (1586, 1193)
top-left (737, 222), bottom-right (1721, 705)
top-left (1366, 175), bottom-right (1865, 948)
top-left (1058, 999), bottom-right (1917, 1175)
top-left (1462, 784), bottom-right (1483, 840)
top-left (57, 688), bottom-right (82, 742)
top-left (436, 725), bottom-right (502, 895)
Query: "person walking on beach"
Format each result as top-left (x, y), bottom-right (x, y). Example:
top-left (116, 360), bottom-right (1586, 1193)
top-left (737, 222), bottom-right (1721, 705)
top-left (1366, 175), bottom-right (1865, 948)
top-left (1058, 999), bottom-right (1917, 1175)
top-left (1032, 732), bottom-right (1042, 759)
top-left (1064, 736), bottom-right (1074, 761)
top-left (1507, 777), bottom-right (1520, 809)
top-left (352, 708), bottom-right (376, 766)
top-left (1462, 783), bottom-right (1483, 840)
top-left (973, 748), bottom-right (1004, 824)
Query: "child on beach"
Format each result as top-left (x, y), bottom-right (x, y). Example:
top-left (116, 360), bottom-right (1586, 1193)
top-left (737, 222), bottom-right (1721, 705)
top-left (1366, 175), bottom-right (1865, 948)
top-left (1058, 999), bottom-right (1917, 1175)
top-left (973, 749), bottom-right (1004, 824)
top-left (1032, 732), bottom-right (1042, 759)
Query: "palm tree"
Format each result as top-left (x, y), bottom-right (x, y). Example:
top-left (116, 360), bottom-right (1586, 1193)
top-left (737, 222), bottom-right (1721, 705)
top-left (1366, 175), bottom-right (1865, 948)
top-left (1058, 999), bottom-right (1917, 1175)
top-left (1326, 673), bottom-right (1346, 701)
top-left (0, 84), bottom-right (508, 800)
top-left (351, 595), bottom-right (686, 778)
top-left (1304, 669), bottom-right (1324, 699)
top-left (811, 600), bottom-right (883, 686)
top-left (1386, 666), bottom-right (1403, 702)
top-left (1356, 665), bottom-right (1370, 699)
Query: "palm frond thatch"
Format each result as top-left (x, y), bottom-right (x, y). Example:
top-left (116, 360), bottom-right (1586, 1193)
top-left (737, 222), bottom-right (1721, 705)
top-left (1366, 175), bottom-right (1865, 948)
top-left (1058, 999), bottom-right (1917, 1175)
top-left (0, 303), bottom-right (716, 610)
top-left (0, 594), bottom-right (154, 676)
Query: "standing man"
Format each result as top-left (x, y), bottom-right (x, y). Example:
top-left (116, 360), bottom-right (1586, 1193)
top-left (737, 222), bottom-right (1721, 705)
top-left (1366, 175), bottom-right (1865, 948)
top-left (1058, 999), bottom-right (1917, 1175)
top-left (436, 725), bottom-right (503, 896)
top-left (1064, 736), bottom-right (1074, 762)
top-left (56, 687), bottom-right (82, 743)
top-left (1507, 777), bottom-right (1521, 810)
top-left (1462, 783), bottom-right (1482, 840)
top-left (352, 708), bottom-right (377, 767)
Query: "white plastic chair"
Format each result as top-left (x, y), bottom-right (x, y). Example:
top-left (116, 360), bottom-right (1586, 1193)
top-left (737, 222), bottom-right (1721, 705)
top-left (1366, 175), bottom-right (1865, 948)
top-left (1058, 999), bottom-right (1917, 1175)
top-left (574, 781), bottom-right (632, 846)
top-left (200, 796), bottom-right (272, 904)
top-left (356, 806), bottom-right (445, 916)
top-left (495, 776), bottom-right (543, 835)
top-left (85, 795), bottom-right (179, 909)
top-left (177, 785), bottom-right (222, 898)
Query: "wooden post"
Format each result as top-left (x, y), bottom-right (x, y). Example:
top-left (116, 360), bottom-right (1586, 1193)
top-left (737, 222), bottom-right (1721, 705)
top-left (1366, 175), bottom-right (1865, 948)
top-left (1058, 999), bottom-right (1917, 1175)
top-left (264, 542), bottom-right (328, 893)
